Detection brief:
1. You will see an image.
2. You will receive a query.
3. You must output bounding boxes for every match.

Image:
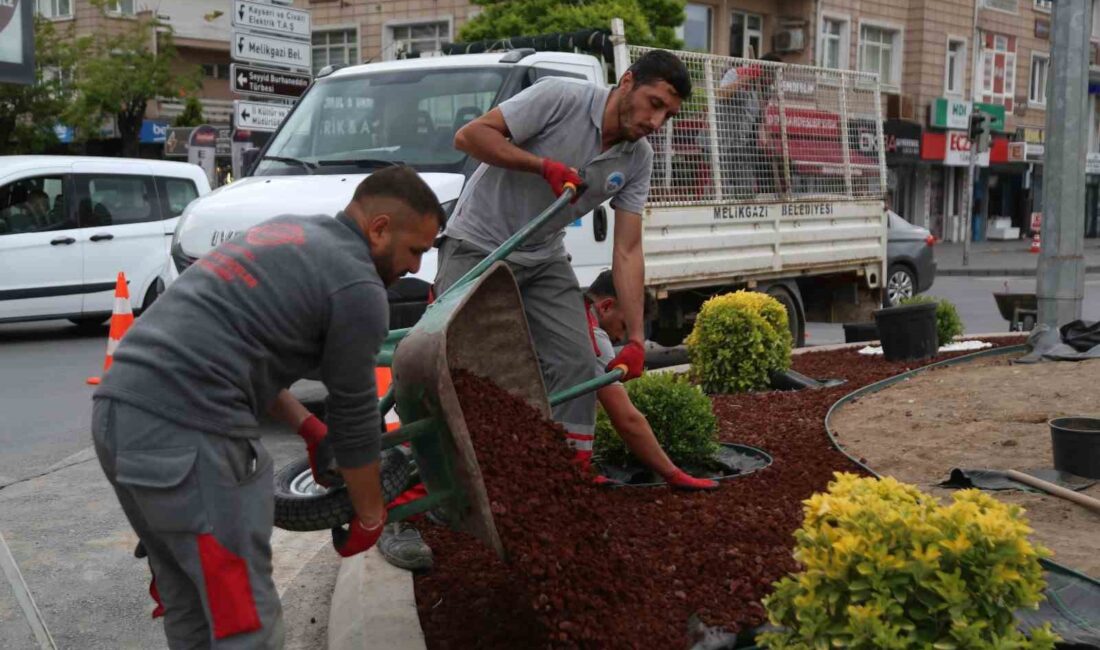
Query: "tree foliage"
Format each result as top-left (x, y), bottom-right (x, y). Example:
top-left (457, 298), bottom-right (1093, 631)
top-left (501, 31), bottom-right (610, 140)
top-left (64, 0), bottom-right (199, 156)
top-left (0, 18), bottom-right (73, 155)
top-left (173, 96), bottom-right (206, 127)
top-left (459, 0), bottom-right (685, 49)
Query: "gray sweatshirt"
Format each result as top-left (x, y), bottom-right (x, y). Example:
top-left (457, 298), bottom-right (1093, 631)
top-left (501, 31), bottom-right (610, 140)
top-left (95, 213), bottom-right (387, 468)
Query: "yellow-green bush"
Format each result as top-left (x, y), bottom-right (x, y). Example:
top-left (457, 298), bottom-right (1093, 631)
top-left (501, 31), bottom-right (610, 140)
top-left (594, 372), bottom-right (718, 467)
top-left (760, 473), bottom-right (1057, 650)
top-left (685, 291), bottom-right (792, 393)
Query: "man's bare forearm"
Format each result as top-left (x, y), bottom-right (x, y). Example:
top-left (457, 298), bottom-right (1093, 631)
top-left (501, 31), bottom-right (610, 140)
top-left (269, 389), bottom-right (311, 428)
top-left (599, 385), bottom-right (676, 475)
top-left (454, 112), bottom-right (543, 174)
top-left (613, 213), bottom-right (646, 345)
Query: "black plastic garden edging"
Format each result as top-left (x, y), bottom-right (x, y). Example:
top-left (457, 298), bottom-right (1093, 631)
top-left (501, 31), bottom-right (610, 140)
top-left (823, 343), bottom-right (1100, 647)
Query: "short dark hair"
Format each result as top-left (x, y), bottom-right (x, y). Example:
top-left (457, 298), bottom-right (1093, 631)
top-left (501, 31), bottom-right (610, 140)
top-left (760, 52), bottom-right (782, 63)
top-left (586, 270), bottom-right (657, 319)
top-left (628, 50), bottom-right (692, 100)
top-left (352, 165), bottom-right (445, 227)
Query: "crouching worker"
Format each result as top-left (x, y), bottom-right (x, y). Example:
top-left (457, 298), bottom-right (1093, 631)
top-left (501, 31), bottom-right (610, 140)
top-left (586, 271), bottom-right (718, 490)
top-left (90, 165), bottom-right (444, 648)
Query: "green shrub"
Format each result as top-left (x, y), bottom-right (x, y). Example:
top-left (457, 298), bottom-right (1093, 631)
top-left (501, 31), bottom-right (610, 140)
top-left (760, 473), bottom-right (1057, 650)
top-left (685, 291), bottom-right (792, 393)
top-left (900, 295), bottom-right (964, 347)
top-left (594, 372), bottom-right (718, 468)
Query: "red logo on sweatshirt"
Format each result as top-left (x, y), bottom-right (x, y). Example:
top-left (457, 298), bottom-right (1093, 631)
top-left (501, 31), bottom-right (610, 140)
top-left (246, 223), bottom-right (305, 247)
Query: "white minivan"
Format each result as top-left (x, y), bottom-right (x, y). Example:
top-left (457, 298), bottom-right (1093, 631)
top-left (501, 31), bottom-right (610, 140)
top-left (0, 156), bottom-right (211, 326)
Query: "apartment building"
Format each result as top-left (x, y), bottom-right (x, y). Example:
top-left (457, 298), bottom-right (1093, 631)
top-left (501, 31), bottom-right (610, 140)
top-left (36, 0), bottom-right (234, 156)
top-left (680, 0), bottom-right (1100, 240)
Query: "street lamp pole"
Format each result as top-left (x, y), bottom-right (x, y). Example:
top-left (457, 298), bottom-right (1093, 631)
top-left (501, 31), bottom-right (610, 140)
top-left (1037, 0), bottom-right (1090, 329)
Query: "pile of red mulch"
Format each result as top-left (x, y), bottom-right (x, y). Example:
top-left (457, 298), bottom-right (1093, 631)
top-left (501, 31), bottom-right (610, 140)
top-left (414, 342), bottom-right (1024, 649)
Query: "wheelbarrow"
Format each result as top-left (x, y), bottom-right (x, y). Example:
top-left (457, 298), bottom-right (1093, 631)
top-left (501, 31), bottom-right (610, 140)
top-left (992, 292), bottom-right (1037, 332)
top-left (274, 184), bottom-right (626, 560)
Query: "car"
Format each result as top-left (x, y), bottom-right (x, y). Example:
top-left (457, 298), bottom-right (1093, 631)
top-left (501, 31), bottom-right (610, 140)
top-left (885, 210), bottom-right (937, 306)
top-left (0, 156), bottom-right (211, 326)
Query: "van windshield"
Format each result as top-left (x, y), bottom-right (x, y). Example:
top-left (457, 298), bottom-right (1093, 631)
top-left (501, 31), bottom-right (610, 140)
top-left (256, 66), bottom-right (509, 176)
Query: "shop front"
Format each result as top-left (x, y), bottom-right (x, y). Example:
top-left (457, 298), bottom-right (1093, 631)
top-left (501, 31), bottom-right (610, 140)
top-left (880, 119), bottom-right (922, 225)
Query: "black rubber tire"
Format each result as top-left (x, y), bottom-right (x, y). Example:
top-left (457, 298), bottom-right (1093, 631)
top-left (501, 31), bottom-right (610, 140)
top-left (885, 264), bottom-right (917, 307)
top-left (273, 450), bottom-right (414, 532)
top-left (765, 286), bottom-right (805, 348)
top-left (138, 278), bottom-right (164, 315)
top-left (273, 457), bottom-right (353, 532)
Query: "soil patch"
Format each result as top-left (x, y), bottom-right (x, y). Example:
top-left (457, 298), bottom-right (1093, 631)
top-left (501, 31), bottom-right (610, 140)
top-left (414, 342), bottom-right (1025, 649)
top-left (831, 353), bottom-right (1100, 578)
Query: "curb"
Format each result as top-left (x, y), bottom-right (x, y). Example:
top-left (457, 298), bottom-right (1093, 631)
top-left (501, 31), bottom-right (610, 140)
top-left (937, 265), bottom-right (1100, 277)
top-left (328, 547), bottom-right (426, 650)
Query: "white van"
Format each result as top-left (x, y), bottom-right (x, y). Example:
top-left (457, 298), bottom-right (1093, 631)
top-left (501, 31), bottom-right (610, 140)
top-left (0, 156), bottom-right (211, 326)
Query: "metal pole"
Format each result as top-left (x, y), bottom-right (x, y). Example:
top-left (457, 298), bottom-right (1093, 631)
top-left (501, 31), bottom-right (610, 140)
top-left (1037, 0), bottom-right (1090, 328)
top-left (963, 130), bottom-right (976, 266)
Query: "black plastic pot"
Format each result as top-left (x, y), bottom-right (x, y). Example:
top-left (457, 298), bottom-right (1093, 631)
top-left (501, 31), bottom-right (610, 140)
top-left (872, 302), bottom-right (938, 361)
top-left (843, 321), bottom-right (879, 343)
top-left (1050, 417), bottom-right (1100, 479)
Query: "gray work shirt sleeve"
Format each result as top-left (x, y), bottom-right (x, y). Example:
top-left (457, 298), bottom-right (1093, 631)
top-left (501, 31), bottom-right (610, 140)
top-left (498, 77), bottom-right (578, 145)
top-left (610, 144), bottom-right (653, 215)
top-left (322, 280), bottom-right (388, 468)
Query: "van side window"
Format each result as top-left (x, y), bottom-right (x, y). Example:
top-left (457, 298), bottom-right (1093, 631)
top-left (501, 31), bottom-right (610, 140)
top-left (75, 174), bottom-right (160, 227)
top-left (522, 67), bottom-right (587, 89)
top-left (0, 176), bottom-right (71, 236)
top-left (156, 177), bottom-right (200, 218)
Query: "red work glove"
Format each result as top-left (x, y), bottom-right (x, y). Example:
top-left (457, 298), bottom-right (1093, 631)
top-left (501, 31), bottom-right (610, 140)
top-left (331, 513), bottom-right (387, 558)
top-left (607, 340), bottom-right (646, 381)
top-left (540, 158), bottom-right (584, 203)
top-left (662, 468), bottom-right (719, 491)
top-left (738, 64), bottom-right (763, 81)
top-left (297, 415), bottom-right (340, 488)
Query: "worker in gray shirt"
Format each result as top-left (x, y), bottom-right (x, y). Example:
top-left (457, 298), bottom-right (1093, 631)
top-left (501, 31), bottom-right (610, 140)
top-left (91, 166), bottom-right (443, 649)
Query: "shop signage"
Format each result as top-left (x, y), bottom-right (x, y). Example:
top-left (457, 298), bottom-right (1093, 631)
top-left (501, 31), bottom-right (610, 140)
top-left (930, 98), bottom-right (1006, 132)
top-left (164, 127), bottom-right (192, 157)
top-left (139, 119), bottom-right (169, 144)
top-left (1087, 153), bottom-right (1100, 175)
top-left (1016, 127), bottom-right (1044, 144)
top-left (921, 130), bottom-right (991, 167)
top-left (883, 120), bottom-right (922, 160)
top-left (0, 0), bottom-right (33, 85)
top-left (1008, 142), bottom-right (1044, 163)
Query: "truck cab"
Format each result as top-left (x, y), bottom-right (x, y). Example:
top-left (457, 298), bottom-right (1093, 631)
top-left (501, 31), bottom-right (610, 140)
top-left (170, 50), bottom-right (613, 328)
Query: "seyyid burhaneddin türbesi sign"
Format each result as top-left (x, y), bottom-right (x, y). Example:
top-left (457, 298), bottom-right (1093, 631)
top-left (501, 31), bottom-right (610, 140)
top-left (0, 0), bottom-right (34, 85)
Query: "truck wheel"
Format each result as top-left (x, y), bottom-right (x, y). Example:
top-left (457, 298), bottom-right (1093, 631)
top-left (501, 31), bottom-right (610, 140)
top-left (765, 286), bottom-right (805, 348)
top-left (273, 449), bottom-right (413, 532)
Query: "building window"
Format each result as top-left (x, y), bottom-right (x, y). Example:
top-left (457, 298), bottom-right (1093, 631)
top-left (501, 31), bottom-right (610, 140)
top-left (676, 4), bottom-right (712, 52)
top-left (36, 0), bottom-right (72, 19)
top-left (1030, 52), bottom-right (1049, 107)
top-left (312, 28), bottom-right (359, 74)
top-left (982, 0), bottom-right (1017, 12)
top-left (107, 0), bottom-right (135, 16)
top-left (730, 11), bottom-right (763, 58)
top-left (1034, 0), bottom-right (1052, 11)
top-left (980, 31), bottom-right (1016, 111)
top-left (386, 20), bottom-right (451, 60)
top-left (819, 15), bottom-right (849, 69)
top-left (859, 24), bottom-right (901, 88)
top-left (202, 63), bottom-right (231, 80)
top-left (945, 38), bottom-right (966, 96)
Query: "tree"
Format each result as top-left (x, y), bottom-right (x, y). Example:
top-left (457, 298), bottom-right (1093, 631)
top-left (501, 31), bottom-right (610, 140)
top-left (459, 0), bottom-right (685, 50)
top-left (65, 1), bottom-right (199, 157)
top-left (173, 96), bottom-right (206, 127)
top-left (0, 18), bottom-right (73, 155)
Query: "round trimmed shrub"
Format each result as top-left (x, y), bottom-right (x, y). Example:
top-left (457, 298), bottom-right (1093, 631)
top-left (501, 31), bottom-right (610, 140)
top-left (900, 295), bottom-right (963, 347)
top-left (761, 473), bottom-right (1057, 649)
top-left (685, 291), bottom-right (793, 394)
top-left (594, 372), bottom-right (718, 468)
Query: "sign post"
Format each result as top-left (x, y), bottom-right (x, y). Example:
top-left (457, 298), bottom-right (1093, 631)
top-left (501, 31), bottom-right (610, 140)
top-left (234, 100), bottom-right (290, 132)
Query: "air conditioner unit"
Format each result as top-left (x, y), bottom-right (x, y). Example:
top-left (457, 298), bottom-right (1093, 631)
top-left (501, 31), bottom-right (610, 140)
top-left (772, 28), bottom-right (805, 53)
top-left (885, 93), bottom-right (915, 120)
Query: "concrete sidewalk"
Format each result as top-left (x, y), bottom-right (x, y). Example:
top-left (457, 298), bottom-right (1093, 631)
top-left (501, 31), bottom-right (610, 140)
top-left (934, 239), bottom-right (1100, 276)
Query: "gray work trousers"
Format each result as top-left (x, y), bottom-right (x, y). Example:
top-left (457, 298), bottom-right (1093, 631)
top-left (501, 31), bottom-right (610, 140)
top-left (434, 237), bottom-right (598, 453)
top-left (92, 398), bottom-right (284, 650)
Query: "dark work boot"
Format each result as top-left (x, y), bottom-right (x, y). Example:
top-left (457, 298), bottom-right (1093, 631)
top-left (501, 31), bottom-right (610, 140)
top-left (378, 522), bottom-right (433, 571)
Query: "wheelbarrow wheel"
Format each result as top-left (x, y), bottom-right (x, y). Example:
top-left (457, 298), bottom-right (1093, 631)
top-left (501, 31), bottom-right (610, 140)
top-left (273, 449), bottom-right (414, 532)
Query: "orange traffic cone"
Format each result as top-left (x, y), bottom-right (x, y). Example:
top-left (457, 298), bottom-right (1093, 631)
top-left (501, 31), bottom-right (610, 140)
top-left (87, 272), bottom-right (134, 385)
top-left (376, 367), bottom-right (401, 432)
top-left (1029, 232), bottom-right (1041, 254)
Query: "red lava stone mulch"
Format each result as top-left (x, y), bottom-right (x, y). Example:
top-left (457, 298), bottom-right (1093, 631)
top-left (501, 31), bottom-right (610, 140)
top-left (414, 341), bottom-right (1025, 650)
